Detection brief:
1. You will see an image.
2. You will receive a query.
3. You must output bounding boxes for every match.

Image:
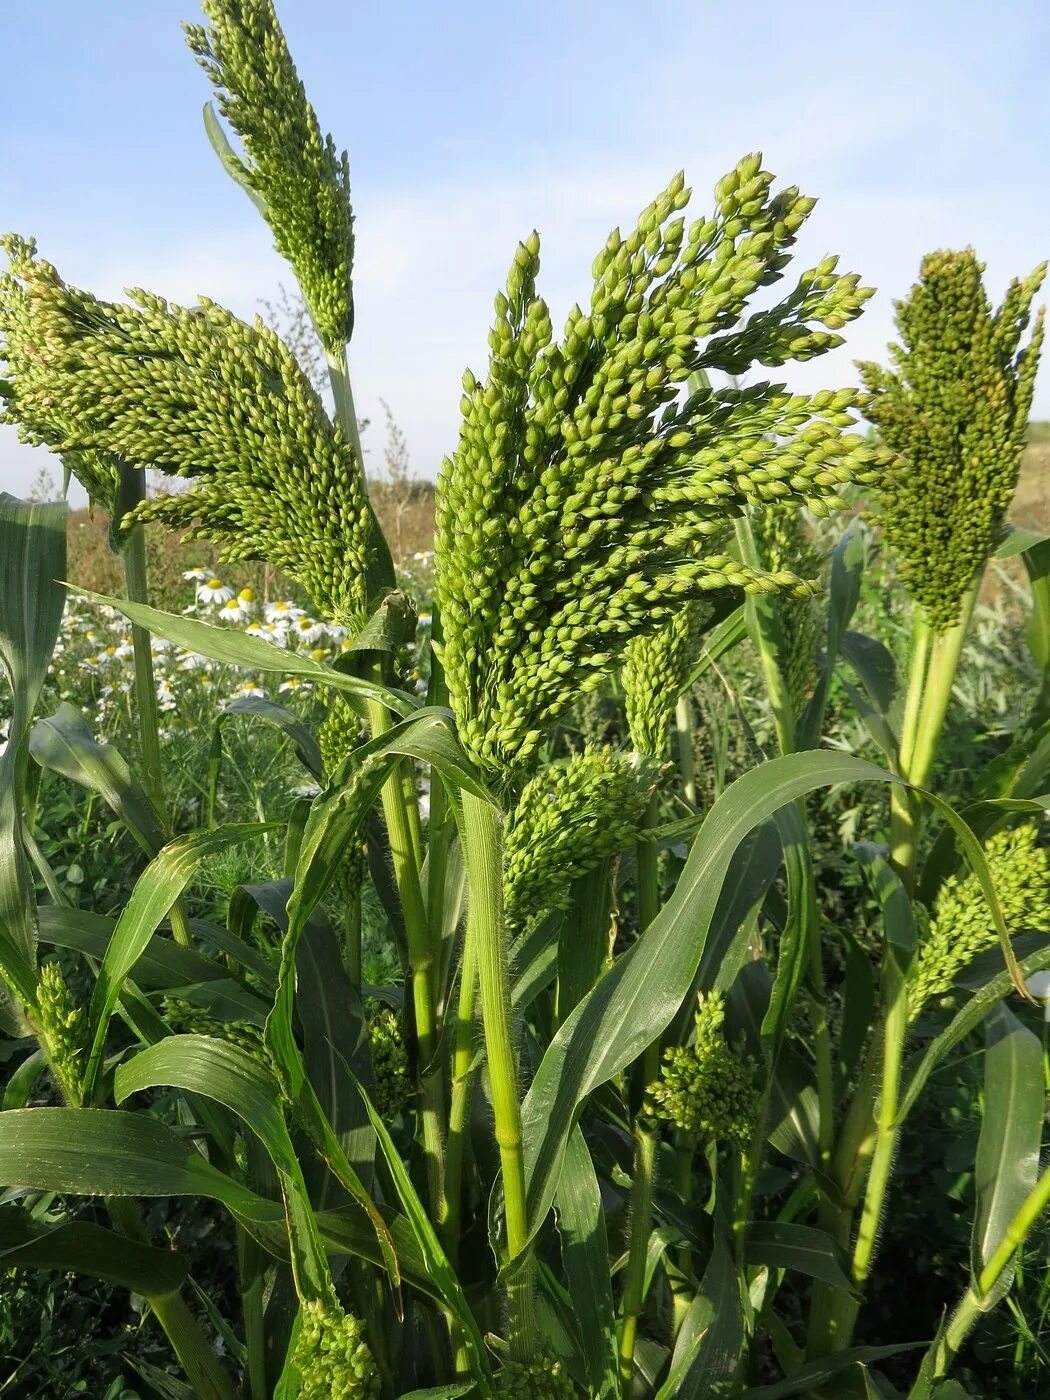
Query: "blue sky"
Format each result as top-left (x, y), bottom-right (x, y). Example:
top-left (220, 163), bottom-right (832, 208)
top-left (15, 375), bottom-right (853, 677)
top-left (3, 0), bottom-right (1049, 503)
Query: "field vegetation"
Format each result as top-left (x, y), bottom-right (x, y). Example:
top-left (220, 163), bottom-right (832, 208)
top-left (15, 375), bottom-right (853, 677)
top-left (1, 4), bottom-right (1050, 1399)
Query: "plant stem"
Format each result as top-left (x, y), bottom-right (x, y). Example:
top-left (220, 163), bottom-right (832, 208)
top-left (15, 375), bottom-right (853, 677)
top-left (910, 1162), bottom-right (1050, 1395)
top-left (442, 918), bottom-right (478, 1262)
top-left (619, 797), bottom-right (662, 1382)
top-left (618, 1127), bottom-right (657, 1386)
top-left (238, 1230), bottom-right (269, 1400)
top-left (106, 1194), bottom-right (238, 1400)
top-left (890, 587), bottom-right (976, 885)
top-left (457, 787), bottom-right (535, 1357)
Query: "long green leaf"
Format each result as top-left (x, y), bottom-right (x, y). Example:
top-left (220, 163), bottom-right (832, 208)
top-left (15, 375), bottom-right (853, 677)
top-left (0, 1107), bottom-right (278, 1225)
top-left (70, 586), bottom-right (417, 714)
top-left (82, 822), bottom-right (277, 1099)
top-left (744, 1222), bottom-right (853, 1290)
top-left (970, 1004), bottom-right (1043, 1303)
top-left (115, 1034), bottom-right (340, 1307)
top-left (0, 493), bottom-right (67, 1008)
top-left (738, 1343), bottom-right (926, 1398)
top-left (657, 1235), bottom-right (742, 1397)
top-left (519, 750), bottom-right (1021, 1244)
top-left (555, 1127), bottom-right (619, 1399)
top-left (0, 1203), bottom-right (188, 1296)
top-left (30, 702), bottom-right (166, 855)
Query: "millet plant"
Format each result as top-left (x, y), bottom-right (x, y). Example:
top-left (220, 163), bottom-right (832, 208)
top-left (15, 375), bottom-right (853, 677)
top-left (1, 3), bottom-right (1049, 1397)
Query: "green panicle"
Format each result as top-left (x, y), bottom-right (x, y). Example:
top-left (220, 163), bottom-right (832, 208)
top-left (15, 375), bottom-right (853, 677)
top-left (436, 155), bottom-right (884, 770)
top-left (291, 1301), bottom-right (379, 1398)
top-left (646, 991), bottom-right (758, 1150)
top-left (33, 962), bottom-right (87, 1105)
top-left (497, 1352), bottom-right (576, 1398)
top-left (319, 696), bottom-right (368, 906)
top-left (186, 0), bottom-right (355, 352)
top-left (623, 600), bottom-right (711, 758)
top-left (503, 747), bottom-right (655, 934)
top-left (0, 235), bottom-right (121, 518)
top-left (859, 248), bottom-right (1046, 633)
top-left (0, 238), bottom-right (378, 628)
top-left (910, 824), bottom-right (1050, 1018)
top-left (160, 999), bottom-right (265, 1057)
top-left (752, 505), bottom-right (824, 716)
top-left (364, 1000), bottom-right (411, 1120)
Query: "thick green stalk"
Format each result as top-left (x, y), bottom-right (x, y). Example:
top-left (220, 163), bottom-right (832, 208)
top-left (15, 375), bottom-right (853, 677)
top-left (457, 788), bottom-right (535, 1357)
top-left (734, 514), bottom-right (796, 756)
top-left (619, 798), bottom-right (662, 1381)
top-left (556, 861), bottom-right (614, 1024)
top-left (325, 344), bottom-right (445, 1207)
top-left (890, 586), bottom-right (977, 885)
top-left (442, 919), bottom-right (478, 1263)
top-left (106, 1196), bottom-right (237, 1400)
top-left (618, 1127), bottom-right (658, 1385)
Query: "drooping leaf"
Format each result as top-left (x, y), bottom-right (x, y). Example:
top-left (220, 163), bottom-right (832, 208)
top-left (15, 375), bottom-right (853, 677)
top-left (0, 1202), bottom-right (188, 1296)
top-left (81, 822), bottom-right (278, 1099)
top-left (554, 1127), bottom-right (619, 1399)
top-left (70, 586), bottom-right (418, 714)
top-left (30, 702), bottom-right (166, 855)
top-left (519, 750), bottom-right (1016, 1241)
top-left (970, 1004), bottom-right (1043, 1303)
top-left (0, 493), bottom-right (67, 1009)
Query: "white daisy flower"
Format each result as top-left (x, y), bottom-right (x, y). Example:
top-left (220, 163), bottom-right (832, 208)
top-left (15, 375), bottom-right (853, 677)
top-left (279, 676), bottom-right (309, 695)
top-left (265, 599), bottom-right (302, 625)
top-left (182, 568), bottom-right (209, 582)
top-left (156, 681), bottom-right (177, 712)
top-left (233, 679), bottom-right (266, 699)
top-left (218, 588), bottom-right (256, 621)
top-left (197, 577), bottom-right (234, 606)
top-left (291, 617), bottom-right (325, 647)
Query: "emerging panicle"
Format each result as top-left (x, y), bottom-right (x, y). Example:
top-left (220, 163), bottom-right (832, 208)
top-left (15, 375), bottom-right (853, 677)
top-left (291, 1301), bottom-right (379, 1398)
top-left (365, 1000), bottom-right (411, 1120)
top-left (437, 156), bottom-right (882, 770)
top-left (647, 991), bottom-right (758, 1150)
top-left (752, 505), bottom-right (824, 717)
top-left (0, 238), bottom-right (379, 628)
top-left (33, 962), bottom-right (86, 1105)
top-left (623, 601), bottom-right (711, 758)
top-left (910, 824), bottom-right (1050, 1017)
top-left (497, 1352), bottom-right (576, 1398)
top-left (186, 0), bottom-right (355, 351)
top-left (859, 248), bottom-right (1046, 633)
top-left (503, 748), bottom-right (656, 933)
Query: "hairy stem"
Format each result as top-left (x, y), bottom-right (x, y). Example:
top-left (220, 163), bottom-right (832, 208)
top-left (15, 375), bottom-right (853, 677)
top-left (442, 917), bottom-right (478, 1263)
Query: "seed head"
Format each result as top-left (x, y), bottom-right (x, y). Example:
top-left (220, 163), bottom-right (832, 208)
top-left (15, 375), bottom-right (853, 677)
top-left (291, 1301), bottom-right (379, 1398)
top-left (623, 601), bottom-right (712, 758)
top-left (34, 961), bottom-right (87, 1104)
top-left (365, 1000), bottom-right (411, 1120)
top-left (859, 248), bottom-right (1046, 632)
top-left (186, 0), bottom-right (354, 351)
top-left (503, 748), bottom-right (656, 933)
top-left (437, 157), bottom-right (883, 770)
top-left (751, 506), bottom-right (824, 717)
top-left (0, 238), bottom-right (379, 627)
top-left (911, 823), bottom-right (1050, 1017)
top-left (497, 1352), bottom-right (576, 1398)
top-left (647, 991), bottom-right (758, 1150)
